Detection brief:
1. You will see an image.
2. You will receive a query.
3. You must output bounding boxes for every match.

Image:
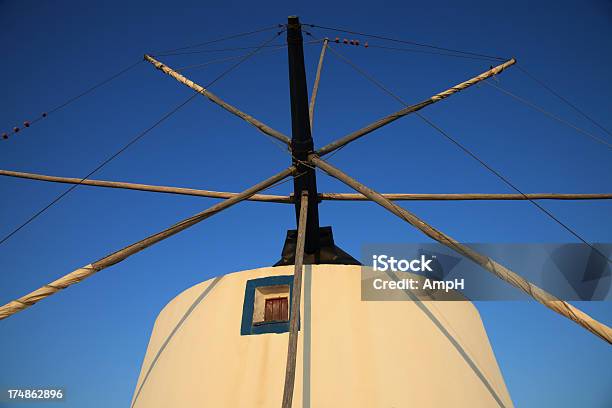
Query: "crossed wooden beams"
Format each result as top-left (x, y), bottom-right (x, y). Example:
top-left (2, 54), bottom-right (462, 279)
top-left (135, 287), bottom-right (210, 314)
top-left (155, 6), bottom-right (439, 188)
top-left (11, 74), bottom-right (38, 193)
top-left (1, 47), bottom-right (610, 351)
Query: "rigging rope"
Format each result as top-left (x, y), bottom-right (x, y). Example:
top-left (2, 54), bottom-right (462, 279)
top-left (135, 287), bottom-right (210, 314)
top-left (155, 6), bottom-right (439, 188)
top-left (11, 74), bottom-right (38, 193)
top-left (517, 64), bottom-right (612, 141)
top-left (0, 31), bottom-right (282, 247)
top-left (174, 44), bottom-right (290, 72)
top-left (154, 43), bottom-right (287, 57)
top-left (416, 112), bottom-right (611, 265)
top-left (322, 37), bottom-right (503, 62)
top-left (0, 94), bottom-right (198, 247)
top-left (153, 38), bottom-right (322, 57)
top-left (484, 80), bottom-right (612, 150)
top-left (152, 24), bottom-right (283, 55)
top-left (1, 59), bottom-right (143, 142)
top-left (304, 23), bottom-right (507, 62)
top-left (0, 25), bottom-right (295, 141)
top-left (364, 43), bottom-right (504, 62)
top-left (320, 41), bottom-right (612, 265)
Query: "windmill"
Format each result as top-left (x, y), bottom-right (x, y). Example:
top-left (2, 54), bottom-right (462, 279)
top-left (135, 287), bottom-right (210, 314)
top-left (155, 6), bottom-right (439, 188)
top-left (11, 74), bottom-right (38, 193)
top-left (0, 15), bottom-right (610, 408)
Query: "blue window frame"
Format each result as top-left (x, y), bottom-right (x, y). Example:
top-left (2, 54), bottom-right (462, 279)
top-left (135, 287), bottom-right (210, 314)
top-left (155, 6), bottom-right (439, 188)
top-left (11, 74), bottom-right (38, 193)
top-left (240, 275), bottom-right (299, 335)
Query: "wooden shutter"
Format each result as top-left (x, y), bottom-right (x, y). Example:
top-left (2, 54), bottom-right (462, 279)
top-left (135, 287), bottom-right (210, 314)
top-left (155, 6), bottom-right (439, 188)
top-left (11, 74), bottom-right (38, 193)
top-left (265, 297), bottom-right (289, 322)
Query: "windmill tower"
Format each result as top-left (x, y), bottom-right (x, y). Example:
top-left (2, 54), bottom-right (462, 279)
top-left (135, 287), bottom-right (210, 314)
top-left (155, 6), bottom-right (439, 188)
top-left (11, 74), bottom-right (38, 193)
top-left (129, 16), bottom-right (513, 408)
top-left (1, 14), bottom-right (610, 408)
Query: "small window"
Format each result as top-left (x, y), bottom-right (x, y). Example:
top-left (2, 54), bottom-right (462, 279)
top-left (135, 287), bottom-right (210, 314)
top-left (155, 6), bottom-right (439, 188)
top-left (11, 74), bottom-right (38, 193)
top-left (241, 275), bottom-right (298, 336)
top-left (252, 284), bottom-right (290, 325)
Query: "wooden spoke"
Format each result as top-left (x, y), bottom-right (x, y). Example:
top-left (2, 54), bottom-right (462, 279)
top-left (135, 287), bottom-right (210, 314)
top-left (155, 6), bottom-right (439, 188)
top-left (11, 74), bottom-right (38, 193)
top-left (144, 54), bottom-right (291, 146)
top-left (317, 58), bottom-right (516, 156)
top-left (0, 166), bottom-right (295, 321)
top-left (318, 192), bottom-right (612, 201)
top-left (309, 154), bottom-right (612, 344)
top-left (309, 39), bottom-right (329, 129)
top-left (0, 169), bottom-right (292, 203)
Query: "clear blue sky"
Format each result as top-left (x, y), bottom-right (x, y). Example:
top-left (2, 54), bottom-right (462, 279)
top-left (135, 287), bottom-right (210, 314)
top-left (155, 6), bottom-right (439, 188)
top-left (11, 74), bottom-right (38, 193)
top-left (1, 0), bottom-right (611, 407)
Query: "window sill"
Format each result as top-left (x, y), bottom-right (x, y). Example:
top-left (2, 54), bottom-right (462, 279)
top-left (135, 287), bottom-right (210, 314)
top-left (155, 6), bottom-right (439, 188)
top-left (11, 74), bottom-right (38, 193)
top-left (253, 320), bottom-right (289, 326)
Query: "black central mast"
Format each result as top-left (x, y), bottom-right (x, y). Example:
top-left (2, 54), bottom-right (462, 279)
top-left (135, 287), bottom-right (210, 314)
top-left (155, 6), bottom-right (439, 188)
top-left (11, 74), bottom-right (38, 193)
top-left (287, 16), bottom-right (320, 255)
top-left (274, 16), bottom-right (358, 266)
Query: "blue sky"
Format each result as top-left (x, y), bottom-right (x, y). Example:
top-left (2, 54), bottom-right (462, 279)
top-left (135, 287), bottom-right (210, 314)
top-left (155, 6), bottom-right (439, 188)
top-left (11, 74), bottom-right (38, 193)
top-left (0, 0), bottom-right (611, 407)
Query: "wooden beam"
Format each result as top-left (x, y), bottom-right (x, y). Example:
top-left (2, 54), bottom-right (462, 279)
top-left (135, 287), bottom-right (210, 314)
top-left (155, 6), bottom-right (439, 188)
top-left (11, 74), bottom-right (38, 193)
top-left (144, 54), bottom-right (291, 146)
top-left (0, 166), bottom-right (296, 321)
top-left (317, 58), bottom-right (516, 156)
top-left (6, 169), bottom-right (608, 204)
top-left (309, 154), bottom-right (612, 344)
top-left (318, 192), bottom-right (612, 201)
top-left (282, 191), bottom-right (308, 408)
top-left (309, 38), bottom-right (328, 129)
top-left (0, 169), bottom-right (292, 203)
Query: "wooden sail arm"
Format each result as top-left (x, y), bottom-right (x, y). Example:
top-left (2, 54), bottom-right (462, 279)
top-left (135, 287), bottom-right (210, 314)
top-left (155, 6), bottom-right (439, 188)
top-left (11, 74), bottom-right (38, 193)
top-left (282, 191), bottom-right (308, 408)
top-left (317, 58), bottom-right (516, 156)
top-left (309, 154), bottom-right (612, 344)
top-left (0, 169), bottom-right (292, 203)
top-left (309, 38), bottom-right (328, 129)
top-left (318, 192), bottom-right (612, 201)
top-left (3, 169), bottom-right (611, 202)
top-left (144, 54), bottom-right (291, 146)
top-left (0, 166), bottom-right (296, 321)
